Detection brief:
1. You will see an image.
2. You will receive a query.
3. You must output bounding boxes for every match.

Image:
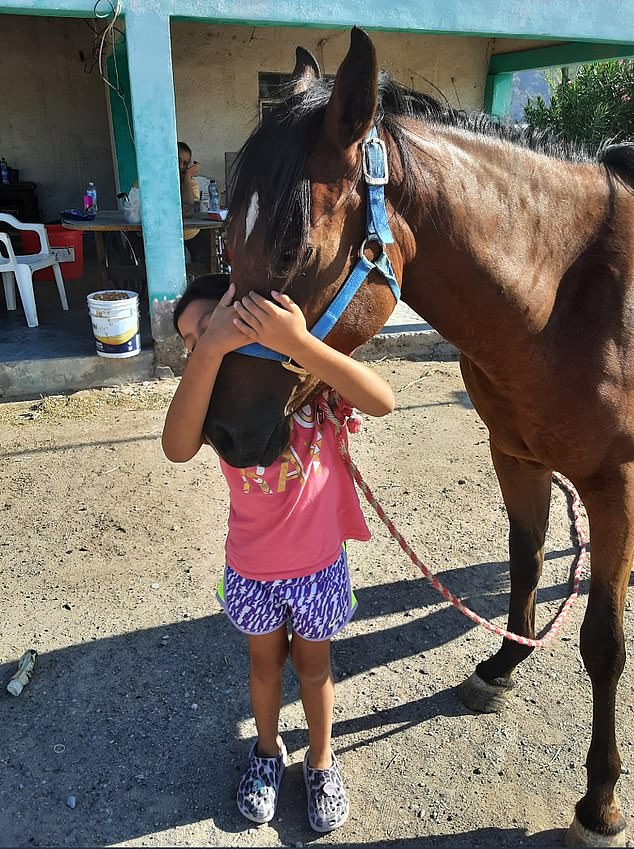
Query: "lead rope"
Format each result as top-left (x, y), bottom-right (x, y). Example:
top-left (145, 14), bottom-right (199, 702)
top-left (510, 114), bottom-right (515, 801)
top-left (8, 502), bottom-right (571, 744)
top-left (321, 394), bottom-right (589, 648)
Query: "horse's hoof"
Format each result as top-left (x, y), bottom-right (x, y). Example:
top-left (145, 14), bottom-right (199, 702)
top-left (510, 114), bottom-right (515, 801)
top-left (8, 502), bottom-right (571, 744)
top-left (457, 671), bottom-right (513, 713)
top-left (564, 815), bottom-right (627, 848)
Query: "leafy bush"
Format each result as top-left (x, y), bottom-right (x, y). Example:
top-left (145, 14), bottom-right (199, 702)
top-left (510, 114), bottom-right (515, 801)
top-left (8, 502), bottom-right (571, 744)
top-left (523, 60), bottom-right (634, 147)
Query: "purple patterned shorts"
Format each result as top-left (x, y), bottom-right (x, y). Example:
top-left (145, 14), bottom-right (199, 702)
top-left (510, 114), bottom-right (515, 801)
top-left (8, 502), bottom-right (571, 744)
top-left (216, 548), bottom-right (357, 641)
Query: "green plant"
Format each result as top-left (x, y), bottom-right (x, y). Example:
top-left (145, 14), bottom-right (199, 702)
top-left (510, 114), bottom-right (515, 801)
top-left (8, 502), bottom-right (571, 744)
top-left (523, 60), bottom-right (634, 147)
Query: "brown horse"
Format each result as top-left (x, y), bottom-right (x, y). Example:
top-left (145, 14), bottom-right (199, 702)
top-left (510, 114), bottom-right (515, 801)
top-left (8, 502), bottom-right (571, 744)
top-left (205, 28), bottom-right (634, 846)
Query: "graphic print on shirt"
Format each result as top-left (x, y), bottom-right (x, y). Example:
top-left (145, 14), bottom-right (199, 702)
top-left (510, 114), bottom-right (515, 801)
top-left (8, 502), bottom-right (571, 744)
top-left (239, 403), bottom-right (323, 495)
top-left (240, 466), bottom-right (271, 494)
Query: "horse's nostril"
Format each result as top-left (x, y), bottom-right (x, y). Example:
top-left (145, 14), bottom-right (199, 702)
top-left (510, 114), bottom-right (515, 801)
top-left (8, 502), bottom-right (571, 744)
top-left (206, 417), bottom-right (288, 468)
top-left (209, 424), bottom-right (235, 458)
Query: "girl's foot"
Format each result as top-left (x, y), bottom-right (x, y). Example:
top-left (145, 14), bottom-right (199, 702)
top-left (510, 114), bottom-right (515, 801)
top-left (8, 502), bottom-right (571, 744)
top-left (237, 739), bottom-right (288, 824)
top-left (303, 750), bottom-right (349, 832)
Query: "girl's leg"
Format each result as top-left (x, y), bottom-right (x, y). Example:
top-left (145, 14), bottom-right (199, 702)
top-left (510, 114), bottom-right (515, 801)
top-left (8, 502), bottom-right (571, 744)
top-left (248, 625), bottom-right (289, 756)
top-left (290, 634), bottom-right (334, 768)
top-left (291, 632), bottom-right (349, 832)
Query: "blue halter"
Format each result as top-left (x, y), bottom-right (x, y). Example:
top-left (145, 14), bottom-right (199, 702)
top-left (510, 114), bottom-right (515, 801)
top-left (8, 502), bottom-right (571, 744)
top-left (236, 127), bottom-right (400, 371)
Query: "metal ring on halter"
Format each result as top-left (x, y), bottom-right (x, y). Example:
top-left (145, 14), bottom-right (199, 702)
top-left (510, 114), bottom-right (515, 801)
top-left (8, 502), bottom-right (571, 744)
top-left (358, 237), bottom-right (385, 260)
top-left (281, 356), bottom-right (310, 376)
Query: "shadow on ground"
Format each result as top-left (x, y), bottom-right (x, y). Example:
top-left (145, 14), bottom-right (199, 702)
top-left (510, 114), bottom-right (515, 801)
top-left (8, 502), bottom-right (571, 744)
top-left (0, 542), bottom-right (586, 848)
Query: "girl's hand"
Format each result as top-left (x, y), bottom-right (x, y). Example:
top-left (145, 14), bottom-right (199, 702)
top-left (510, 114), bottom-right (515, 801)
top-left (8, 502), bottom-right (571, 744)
top-left (198, 283), bottom-right (245, 356)
top-left (233, 291), bottom-right (308, 358)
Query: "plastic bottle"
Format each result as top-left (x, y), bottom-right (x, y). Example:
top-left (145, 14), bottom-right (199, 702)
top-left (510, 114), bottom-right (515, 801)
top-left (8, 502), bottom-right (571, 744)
top-left (0, 158), bottom-right (9, 185)
top-left (7, 649), bottom-right (37, 696)
top-left (208, 180), bottom-right (220, 210)
top-left (86, 181), bottom-right (98, 213)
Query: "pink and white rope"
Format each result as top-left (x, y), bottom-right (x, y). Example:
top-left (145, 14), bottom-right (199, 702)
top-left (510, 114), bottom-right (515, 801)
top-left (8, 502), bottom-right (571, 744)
top-left (322, 396), bottom-right (589, 648)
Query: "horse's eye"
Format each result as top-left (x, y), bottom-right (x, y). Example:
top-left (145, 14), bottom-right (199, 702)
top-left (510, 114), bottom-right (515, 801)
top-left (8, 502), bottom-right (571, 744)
top-left (274, 247), bottom-right (298, 274)
top-left (275, 244), bottom-right (313, 274)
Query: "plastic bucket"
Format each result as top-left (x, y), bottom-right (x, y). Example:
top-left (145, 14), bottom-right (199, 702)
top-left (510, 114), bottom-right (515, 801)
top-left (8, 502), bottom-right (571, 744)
top-left (87, 290), bottom-right (141, 358)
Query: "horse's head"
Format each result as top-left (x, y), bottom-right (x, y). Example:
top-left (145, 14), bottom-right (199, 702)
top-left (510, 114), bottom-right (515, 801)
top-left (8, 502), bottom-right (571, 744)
top-left (205, 28), bottom-right (413, 467)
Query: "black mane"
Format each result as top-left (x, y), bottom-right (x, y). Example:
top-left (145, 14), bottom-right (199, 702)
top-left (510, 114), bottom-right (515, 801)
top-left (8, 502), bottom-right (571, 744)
top-left (229, 71), bottom-right (634, 265)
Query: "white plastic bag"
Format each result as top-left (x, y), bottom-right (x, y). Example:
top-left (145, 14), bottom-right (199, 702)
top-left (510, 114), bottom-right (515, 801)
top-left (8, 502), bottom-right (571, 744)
top-left (123, 186), bottom-right (142, 224)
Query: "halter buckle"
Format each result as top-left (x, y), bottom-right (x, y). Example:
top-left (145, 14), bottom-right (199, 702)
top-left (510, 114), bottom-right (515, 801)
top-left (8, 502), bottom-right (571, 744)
top-left (362, 136), bottom-right (389, 186)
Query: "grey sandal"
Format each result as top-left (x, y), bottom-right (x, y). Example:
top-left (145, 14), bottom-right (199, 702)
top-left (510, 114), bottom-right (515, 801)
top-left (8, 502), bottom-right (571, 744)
top-left (237, 739), bottom-right (288, 824)
top-left (303, 751), bottom-right (349, 832)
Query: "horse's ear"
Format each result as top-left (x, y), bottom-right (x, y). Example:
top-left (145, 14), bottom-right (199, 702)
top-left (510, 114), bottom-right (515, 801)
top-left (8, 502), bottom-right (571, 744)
top-left (291, 47), bottom-right (321, 94)
top-left (323, 27), bottom-right (378, 156)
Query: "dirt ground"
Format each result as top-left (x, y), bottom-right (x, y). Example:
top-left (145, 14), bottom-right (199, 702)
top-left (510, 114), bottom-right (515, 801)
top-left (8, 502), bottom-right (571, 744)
top-left (1, 360), bottom-right (632, 849)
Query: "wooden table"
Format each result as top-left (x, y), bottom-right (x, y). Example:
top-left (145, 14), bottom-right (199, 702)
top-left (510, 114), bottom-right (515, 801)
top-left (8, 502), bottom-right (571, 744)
top-left (62, 210), bottom-right (228, 290)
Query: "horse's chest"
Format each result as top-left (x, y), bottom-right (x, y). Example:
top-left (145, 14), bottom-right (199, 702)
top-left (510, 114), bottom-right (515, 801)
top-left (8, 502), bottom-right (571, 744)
top-left (459, 356), bottom-right (576, 468)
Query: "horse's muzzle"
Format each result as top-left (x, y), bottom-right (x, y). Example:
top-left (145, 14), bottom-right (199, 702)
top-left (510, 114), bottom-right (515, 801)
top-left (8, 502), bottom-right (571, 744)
top-left (206, 417), bottom-right (290, 468)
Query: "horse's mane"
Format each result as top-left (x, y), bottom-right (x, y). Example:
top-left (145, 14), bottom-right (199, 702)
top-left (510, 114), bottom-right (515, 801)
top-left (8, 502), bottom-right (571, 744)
top-left (229, 71), bottom-right (634, 264)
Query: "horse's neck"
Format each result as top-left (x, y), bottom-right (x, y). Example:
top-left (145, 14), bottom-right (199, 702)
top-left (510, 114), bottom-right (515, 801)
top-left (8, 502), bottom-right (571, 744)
top-left (397, 123), bottom-right (609, 364)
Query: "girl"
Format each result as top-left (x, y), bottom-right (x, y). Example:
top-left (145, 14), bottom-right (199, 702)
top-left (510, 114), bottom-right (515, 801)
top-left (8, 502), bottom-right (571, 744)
top-left (162, 274), bottom-right (394, 832)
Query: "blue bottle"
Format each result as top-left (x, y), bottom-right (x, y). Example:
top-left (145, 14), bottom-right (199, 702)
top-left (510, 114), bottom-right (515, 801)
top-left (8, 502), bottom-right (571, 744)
top-left (0, 158), bottom-right (9, 184)
top-left (208, 180), bottom-right (220, 210)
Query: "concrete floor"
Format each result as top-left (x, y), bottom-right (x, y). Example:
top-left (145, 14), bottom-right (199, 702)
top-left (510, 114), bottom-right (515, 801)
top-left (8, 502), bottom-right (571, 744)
top-left (1, 261), bottom-right (152, 362)
top-left (0, 258), bottom-right (155, 401)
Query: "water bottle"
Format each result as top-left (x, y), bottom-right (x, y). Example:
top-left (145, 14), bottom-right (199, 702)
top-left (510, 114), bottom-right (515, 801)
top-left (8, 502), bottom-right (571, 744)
top-left (208, 180), bottom-right (220, 210)
top-left (86, 181), bottom-right (98, 212)
top-left (7, 650), bottom-right (37, 696)
top-left (0, 158), bottom-right (9, 185)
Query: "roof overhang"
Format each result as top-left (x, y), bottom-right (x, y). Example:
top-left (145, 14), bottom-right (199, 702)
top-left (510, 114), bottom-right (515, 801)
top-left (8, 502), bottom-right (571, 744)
top-left (2, 0), bottom-right (634, 47)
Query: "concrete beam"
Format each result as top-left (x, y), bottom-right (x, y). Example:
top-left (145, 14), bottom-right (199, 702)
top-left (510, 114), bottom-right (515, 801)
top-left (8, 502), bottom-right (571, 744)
top-left (0, 0), bottom-right (93, 14)
top-left (2, 0), bottom-right (634, 45)
top-left (490, 41), bottom-right (634, 73)
top-left (168, 0), bottom-right (634, 45)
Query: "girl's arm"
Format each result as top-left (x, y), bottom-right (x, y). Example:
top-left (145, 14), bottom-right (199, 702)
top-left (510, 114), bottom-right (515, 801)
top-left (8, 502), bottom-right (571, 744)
top-left (162, 284), bottom-right (242, 462)
top-left (233, 291), bottom-right (395, 417)
top-left (161, 345), bottom-right (223, 462)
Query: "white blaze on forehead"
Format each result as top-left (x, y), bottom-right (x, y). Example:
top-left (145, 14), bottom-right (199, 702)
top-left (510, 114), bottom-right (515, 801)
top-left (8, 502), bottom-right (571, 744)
top-left (245, 191), bottom-right (259, 242)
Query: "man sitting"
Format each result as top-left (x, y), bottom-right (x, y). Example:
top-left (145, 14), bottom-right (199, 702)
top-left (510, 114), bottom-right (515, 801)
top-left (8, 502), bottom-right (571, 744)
top-left (178, 141), bottom-right (210, 266)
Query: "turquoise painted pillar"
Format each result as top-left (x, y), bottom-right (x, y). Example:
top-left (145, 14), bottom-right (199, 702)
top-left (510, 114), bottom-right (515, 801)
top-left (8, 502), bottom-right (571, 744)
top-left (484, 72), bottom-right (514, 120)
top-left (124, 7), bottom-right (186, 349)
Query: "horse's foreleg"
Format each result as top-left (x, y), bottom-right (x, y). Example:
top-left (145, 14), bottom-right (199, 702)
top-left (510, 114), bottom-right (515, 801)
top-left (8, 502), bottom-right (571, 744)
top-left (564, 470), bottom-right (634, 848)
top-left (458, 445), bottom-right (552, 713)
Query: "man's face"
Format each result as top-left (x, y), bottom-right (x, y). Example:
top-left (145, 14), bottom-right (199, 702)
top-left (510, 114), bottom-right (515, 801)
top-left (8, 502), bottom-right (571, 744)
top-left (178, 149), bottom-right (191, 175)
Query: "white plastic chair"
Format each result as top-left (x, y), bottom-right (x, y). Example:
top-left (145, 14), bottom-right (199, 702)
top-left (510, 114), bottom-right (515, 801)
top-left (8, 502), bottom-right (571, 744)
top-left (0, 212), bottom-right (68, 328)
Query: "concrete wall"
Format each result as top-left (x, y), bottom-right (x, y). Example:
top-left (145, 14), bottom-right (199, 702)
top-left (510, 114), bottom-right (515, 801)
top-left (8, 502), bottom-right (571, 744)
top-left (0, 15), bottom-right (116, 221)
top-left (170, 24), bottom-right (558, 194)
top-left (0, 14), bottom-right (558, 222)
top-left (170, 23), bottom-right (498, 194)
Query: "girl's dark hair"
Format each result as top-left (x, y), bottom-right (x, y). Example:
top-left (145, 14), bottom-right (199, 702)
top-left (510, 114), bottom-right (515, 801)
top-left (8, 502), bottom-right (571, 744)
top-left (177, 141), bottom-right (192, 155)
top-left (173, 273), bottom-right (231, 334)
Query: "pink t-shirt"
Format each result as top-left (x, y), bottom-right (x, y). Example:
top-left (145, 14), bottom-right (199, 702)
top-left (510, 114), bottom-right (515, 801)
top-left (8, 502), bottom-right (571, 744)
top-left (218, 395), bottom-right (370, 580)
